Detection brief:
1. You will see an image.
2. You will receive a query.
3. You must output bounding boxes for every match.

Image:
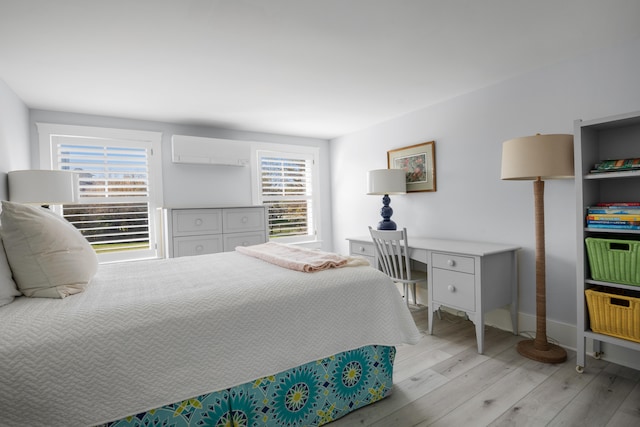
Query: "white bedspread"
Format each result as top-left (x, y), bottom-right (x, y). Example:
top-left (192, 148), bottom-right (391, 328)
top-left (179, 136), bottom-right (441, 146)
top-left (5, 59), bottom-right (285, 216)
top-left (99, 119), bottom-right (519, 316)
top-left (0, 251), bottom-right (420, 426)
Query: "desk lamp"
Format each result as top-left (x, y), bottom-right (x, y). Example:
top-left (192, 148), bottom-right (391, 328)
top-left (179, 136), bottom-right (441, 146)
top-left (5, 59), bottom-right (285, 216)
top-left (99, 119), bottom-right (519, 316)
top-left (501, 134), bottom-right (573, 363)
top-left (8, 170), bottom-right (79, 205)
top-left (367, 169), bottom-right (406, 230)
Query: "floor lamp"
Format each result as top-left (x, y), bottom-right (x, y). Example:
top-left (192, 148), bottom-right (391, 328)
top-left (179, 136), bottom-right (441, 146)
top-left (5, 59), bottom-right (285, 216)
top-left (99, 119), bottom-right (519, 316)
top-left (501, 134), bottom-right (574, 364)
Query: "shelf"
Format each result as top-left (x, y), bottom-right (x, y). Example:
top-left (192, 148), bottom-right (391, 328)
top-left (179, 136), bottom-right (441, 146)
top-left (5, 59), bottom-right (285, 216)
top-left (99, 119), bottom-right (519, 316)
top-left (583, 330), bottom-right (640, 351)
top-left (586, 170), bottom-right (640, 180)
top-left (576, 110), bottom-right (640, 372)
top-left (584, 227), bottom-right (640, 235)
top-left (585, 279), bottom-right (640, 292)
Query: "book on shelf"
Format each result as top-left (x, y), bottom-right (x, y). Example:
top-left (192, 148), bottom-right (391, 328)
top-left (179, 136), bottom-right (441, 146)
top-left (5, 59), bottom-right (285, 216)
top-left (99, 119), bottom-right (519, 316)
top-left (595, 202), bottom-right (640, 207)
top-left (586, 214), bottom-right (640, 222)
top-left (587, 220), bottom-right (640, 226)
top-left (586, 203), bottom-right (640, 229)
top-left (591, 158), bottom-right (640, 173)
top-left (587, 206), bottom-right (640, 214)
top-left (588, 208), bottom-right (640, 214)
top-left (587, 223), bottom-right (640, 230)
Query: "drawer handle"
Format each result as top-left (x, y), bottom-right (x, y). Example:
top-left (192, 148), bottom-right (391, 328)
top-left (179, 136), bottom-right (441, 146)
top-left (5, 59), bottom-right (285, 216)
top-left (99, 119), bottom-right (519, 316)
top-left (195, 245), bottom-right (204, 252)
top-left (359, 246), bottom-right (366, 252)
top-left (447, 259), bottom-right (456, 267)
top-left (241, 241), bottom-right (249, 246)
top-left (447, 285), bottom-right (456, 293)
top-left (195, 218), bottom-right (203, 226)
top-left (241, 216), bottom-right (248, 223)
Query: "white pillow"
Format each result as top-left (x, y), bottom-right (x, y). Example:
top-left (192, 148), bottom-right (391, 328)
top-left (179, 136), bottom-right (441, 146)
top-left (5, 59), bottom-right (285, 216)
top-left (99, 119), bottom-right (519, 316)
top-left (0, 201), bottom-right (98, 298)
top-left (0, 231), bottom-right (21, 306)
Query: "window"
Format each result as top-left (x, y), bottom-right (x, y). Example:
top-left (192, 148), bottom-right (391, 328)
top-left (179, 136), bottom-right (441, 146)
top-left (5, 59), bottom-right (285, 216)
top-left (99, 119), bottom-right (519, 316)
top-left (38, 124), bottom-right (163, 263)
top-left (255, 146), bottom-right (319, 244)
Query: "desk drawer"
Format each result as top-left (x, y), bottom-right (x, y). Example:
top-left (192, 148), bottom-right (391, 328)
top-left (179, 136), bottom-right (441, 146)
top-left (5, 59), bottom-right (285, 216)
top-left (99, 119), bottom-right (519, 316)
top-left (172, 209), bottom-right (222, 236)
top-left (224, 231), bottom-right (266, 252)
top-left (173, 235), bottom-right (223, 257)
top-left (432, 252), bottom-right (475, 274)
top-left (350, 241), bottom-right (376, 258)
top-left (223, 208), bottom-right (265, 233)
top-left (432, 268), bottom-right (475, 312)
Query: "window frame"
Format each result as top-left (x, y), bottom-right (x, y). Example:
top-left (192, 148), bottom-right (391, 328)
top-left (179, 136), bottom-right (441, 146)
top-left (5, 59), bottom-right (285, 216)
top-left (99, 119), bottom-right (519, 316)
top-left (252, 143), bottom-right (320, 245)
top-left (37, 123), bottom-right (164, 263)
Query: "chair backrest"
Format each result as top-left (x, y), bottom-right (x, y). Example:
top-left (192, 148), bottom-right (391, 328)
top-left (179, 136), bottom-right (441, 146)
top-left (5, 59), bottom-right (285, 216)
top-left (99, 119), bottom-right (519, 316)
top-left (368, 226), bottom-right (413, 282)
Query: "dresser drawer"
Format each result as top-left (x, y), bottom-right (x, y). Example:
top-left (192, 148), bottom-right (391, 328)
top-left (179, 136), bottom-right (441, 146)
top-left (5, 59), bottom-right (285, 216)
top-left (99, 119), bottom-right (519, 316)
top-left (432, 268), bottom-right (475, 312)
top-left (223, 208), bottom-right (265, 233)
top-left (432, 252), bottom-right (475, 274)
top-left (173, 235), bottom-right (223, 257)
top-left (224, 231), bottom-right (267, 252)
top-left (350, 241), bottom-right (376, 258)
top-left (172, 209), bottom-right (222, 236)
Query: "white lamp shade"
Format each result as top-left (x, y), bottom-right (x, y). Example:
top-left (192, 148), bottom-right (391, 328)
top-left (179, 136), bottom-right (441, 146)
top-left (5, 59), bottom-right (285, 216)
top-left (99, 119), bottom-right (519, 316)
top-left (8, 170), bottom-right (79, 204)
top-left (501, 134), bottom-right (574, 180)
top-left (367, 169), bottom-right (407, 195)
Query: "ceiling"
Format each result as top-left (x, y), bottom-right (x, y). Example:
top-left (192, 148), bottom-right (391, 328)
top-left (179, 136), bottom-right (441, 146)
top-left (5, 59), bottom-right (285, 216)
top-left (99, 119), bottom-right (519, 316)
top-left (1, 0), bottom-right (640, 140)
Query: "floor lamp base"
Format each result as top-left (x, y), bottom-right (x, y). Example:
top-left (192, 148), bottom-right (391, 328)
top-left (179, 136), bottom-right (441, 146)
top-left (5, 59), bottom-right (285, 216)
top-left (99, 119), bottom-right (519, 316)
top-left (517, 339), bottom-right (567, 364)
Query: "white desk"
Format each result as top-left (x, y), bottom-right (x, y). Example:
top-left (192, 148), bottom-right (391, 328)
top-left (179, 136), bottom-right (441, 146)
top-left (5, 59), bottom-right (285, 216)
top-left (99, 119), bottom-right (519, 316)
top-left (347, 236), bottom-right (520, 354)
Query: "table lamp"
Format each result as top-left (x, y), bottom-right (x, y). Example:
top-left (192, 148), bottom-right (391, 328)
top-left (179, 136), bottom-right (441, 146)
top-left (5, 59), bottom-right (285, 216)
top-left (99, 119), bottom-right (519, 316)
top-left (501, 133), bottom-right (574, 363)
top-left (8, 170), bottom-right (79, 204)
top-left (367, 169), bottom-right (406, 230)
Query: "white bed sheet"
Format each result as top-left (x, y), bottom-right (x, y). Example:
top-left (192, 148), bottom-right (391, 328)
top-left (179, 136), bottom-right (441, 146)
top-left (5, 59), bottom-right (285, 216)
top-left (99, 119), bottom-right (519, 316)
top-left (0, 251), bottom-right (420, 426)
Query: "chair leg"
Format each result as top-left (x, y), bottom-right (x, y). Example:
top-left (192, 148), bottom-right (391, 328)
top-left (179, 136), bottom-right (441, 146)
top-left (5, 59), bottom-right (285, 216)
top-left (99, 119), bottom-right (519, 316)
top-left (412, 283), bottom-right (417, 305)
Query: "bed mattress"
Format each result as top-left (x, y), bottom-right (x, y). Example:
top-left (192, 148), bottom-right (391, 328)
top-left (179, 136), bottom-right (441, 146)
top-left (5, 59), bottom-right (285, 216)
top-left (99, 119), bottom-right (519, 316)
top-left (0, 251), bottom-right (420, 426)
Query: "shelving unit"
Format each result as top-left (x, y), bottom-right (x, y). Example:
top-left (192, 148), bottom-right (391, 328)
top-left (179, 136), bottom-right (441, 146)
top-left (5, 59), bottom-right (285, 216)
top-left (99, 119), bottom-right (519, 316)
top-left (575, 111), bottom-right (640, 373)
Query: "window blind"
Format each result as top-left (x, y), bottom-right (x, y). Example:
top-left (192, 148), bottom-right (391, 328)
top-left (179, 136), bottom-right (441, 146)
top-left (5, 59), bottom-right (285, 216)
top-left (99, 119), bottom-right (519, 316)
top-left (259, 154), bottom-right (314, 240)
top-left (56, 142), bottom-right (153, 257)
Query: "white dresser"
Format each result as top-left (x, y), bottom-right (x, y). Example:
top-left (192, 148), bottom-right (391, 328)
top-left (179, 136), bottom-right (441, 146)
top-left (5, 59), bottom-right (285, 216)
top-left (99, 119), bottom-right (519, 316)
top-left (165, 206), bottom-right (268, 258)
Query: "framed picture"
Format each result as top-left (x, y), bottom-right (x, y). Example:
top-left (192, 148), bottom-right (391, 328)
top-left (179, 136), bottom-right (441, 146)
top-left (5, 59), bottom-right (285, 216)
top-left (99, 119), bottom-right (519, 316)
top-left (387, 141), bottom-right (436, 192)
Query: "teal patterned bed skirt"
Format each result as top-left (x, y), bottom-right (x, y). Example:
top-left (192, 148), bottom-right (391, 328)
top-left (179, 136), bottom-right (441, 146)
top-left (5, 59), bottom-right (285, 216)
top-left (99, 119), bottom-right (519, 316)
top-left (105, 345), bottom-right (396, 427)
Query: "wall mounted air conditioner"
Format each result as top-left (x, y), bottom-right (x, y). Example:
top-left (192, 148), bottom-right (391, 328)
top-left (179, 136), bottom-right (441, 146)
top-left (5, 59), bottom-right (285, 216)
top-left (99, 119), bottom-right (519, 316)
top-left (171, 135), bottom-right (250, 166)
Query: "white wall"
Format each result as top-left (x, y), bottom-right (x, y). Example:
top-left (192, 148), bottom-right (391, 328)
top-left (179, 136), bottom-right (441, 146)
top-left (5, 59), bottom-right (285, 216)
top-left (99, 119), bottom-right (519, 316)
top-left (28, 110), bottom-right (334, 250)
top-left (330, 37), bottom-right (640, 333)
top-left (0, 79), bottom-right (31, 200)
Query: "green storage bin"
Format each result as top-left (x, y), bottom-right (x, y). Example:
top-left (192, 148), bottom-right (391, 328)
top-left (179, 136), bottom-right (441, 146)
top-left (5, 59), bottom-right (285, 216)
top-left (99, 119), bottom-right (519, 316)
top-left (585, 238), bottom-right (640, 286)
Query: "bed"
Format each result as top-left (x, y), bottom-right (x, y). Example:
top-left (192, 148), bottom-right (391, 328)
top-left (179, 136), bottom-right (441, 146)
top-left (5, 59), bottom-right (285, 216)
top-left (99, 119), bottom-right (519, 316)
top-left (0, 201), bottom-right (420, 427)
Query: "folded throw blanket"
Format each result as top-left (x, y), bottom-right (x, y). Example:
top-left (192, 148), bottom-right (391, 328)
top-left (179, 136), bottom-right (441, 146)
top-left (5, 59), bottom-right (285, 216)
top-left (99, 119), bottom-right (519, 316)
top-left (236, 242), bottom-right (369, 272)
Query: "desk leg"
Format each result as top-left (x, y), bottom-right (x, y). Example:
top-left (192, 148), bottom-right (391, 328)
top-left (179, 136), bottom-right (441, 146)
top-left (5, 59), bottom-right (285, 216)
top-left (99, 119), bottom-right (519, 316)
top-left (475, 315), bottom-right (484, 354)
top-left (428, 304), bottom-right (434, 335)
top-left (510, 250), bottom-right (519, 335)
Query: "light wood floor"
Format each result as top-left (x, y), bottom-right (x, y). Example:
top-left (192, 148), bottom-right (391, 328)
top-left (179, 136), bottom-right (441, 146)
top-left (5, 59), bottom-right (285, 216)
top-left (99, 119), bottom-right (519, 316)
top-left (331, 309), bottom-right (640, 427)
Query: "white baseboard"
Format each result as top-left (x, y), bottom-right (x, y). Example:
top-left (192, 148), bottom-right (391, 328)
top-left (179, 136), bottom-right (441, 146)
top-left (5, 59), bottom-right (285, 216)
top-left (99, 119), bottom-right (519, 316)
top-left (485, 308), bottom-right (640, 371)
top-left (410, 284), bottom-right (640, 371)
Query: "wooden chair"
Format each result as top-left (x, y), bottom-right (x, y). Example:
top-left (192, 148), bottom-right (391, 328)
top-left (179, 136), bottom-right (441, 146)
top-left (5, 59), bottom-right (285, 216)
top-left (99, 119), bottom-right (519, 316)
top-left (369, 226), bottom-right (427, 306)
